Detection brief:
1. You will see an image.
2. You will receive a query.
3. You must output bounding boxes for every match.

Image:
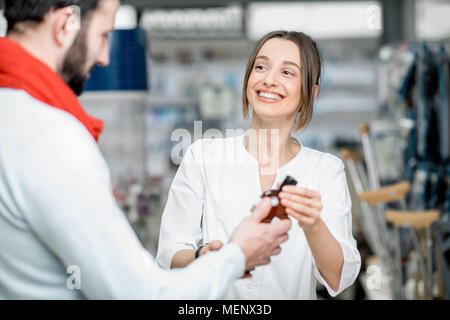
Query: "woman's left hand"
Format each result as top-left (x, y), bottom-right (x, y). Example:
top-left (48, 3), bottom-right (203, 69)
top-left (278, 185), bottom-right (323, 232)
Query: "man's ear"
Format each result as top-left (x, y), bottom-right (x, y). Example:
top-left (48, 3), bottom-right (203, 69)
top-left (53, 6), bottom-right (80, 49)
top-left (313, 85), bottom-right (319, 98)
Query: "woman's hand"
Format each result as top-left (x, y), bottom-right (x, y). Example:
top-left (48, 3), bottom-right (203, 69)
top-left (278, 184), bottom-right (345, 291)
top-left (198, 240), bottom-right (224, 256)
top-left (278, 185), bottom-right (323, 232)
top-left (171, 240), bottom-right (225, 269)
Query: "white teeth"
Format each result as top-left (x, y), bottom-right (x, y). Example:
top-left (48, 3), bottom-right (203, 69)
top-left (258, 91), bottom-right (282, 100)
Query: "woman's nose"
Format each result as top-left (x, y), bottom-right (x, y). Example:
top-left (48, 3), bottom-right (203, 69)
top-left (263, 70), bottom-right (278, 87)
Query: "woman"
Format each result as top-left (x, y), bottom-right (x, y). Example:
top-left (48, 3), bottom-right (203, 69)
top-left (156, 31), bottom-right (361, 299)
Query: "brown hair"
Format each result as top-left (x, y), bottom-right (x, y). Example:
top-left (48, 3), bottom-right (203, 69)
top-left (242, 31), bottom-right (322, 131)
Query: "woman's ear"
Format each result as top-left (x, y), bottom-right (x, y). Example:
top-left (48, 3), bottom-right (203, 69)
top-left (313, 85), bottom-right (319, 98)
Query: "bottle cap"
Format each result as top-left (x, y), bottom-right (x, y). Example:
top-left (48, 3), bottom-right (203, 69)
top-left (279, 175), bottom-right (297, 191)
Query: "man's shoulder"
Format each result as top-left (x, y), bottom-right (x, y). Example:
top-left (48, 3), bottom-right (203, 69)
top-left (0, 88), bottom-right (81, 122)
top-left (0, 88), bottom-right (102, 171)
top-left (0, 88), bottom-right (110, 191)
top-left (0, 88), bottom-right (49, 110)
top-left (0, 88), bottom-right (93, 142)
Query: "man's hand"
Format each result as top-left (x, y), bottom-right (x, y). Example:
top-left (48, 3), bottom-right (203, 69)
top-left (229, 197), bottom-right (292, 273)
top-left (198, 240), bottom-right (254, 278)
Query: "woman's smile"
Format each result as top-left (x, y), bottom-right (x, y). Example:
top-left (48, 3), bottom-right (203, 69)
top-left (256, 89), bottom-right (285, 103)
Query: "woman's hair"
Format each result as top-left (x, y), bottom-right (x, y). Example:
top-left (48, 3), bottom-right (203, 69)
top-left (242, 30), bottom-right (322, 131)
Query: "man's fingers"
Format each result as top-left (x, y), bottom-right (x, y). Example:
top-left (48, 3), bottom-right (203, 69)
top-left (277, 234), bottom-right (289, 245)
top-left (250, 197), bottom-right (272, 222)
top-left (242, 267), bottom-right (256, 279)
top-left (272, 246), bottom-right (282, 256)
top-left (269, 218), bottom-right (292, 236)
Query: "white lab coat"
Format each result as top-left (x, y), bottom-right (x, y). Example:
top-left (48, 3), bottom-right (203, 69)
top-left (156, 135), bottom-right (361, 299)
top-left (0, 88), bottom-right (245, 299)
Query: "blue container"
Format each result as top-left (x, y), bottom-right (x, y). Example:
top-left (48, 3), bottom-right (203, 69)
top-left (85, 28), bottom-right (148, 91)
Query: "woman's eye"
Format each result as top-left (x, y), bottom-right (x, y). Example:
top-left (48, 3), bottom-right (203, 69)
top-left (255, 65), bottom-right (266, 71)
top-left (283, 70), bottom-right (295, 76)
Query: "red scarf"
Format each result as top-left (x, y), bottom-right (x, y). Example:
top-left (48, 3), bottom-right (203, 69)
top-left (0, 37), bottom-right (103, 141)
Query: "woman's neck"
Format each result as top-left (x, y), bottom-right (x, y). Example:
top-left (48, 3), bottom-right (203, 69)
top-left (245, 118), bottom-right (300, 172)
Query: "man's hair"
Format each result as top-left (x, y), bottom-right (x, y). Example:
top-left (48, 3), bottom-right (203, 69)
top-left (4, 0), bottom-right (100, 32)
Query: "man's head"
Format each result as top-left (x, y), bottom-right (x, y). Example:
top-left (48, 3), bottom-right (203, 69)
top-left (4, 0), bottom-right (120, 95)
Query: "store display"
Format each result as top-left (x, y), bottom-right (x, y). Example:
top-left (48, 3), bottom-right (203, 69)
top-left (435, 220), bottom-right (450, 300)
top-left (84, 28), bottom-right (148, 91)
top-left (342, 39), bottom-right (450, 300)
top-left (438, 44), bottom-right (450, 164)
top-left (112, 177), bottom-right (165, 255)
top-left (198, 85), bottom-right (234, 120)
top-left (397, 41), bottom-right (450, 213)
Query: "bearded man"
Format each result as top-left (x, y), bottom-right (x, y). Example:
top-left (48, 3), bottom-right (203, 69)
top-left (0, 0), bottom-right (292, 299)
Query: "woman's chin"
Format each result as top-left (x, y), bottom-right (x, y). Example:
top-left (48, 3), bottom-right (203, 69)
top-left (252, 106), bottom-right (290, 118)
top-left (252, 106), bottom-right (278, 116)
top-left (252, 112), bottom-right (294, 127)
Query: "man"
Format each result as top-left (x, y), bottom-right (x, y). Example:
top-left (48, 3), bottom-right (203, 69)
top-left (0, 0), bottom-right (291, 299)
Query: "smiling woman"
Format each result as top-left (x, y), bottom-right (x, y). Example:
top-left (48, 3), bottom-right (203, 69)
top-left (157, 30), bottom-right (361, 300)
top-left (242, 31), bottom-right (322, 131)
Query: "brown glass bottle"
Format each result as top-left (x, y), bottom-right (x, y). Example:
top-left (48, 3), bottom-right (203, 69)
top-left (261, 175), bottom-right (298, 223)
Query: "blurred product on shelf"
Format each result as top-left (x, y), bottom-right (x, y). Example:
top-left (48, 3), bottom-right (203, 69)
top-left (198, 85), bottom-right (234, 120)
top-left (113, 177), bottom-right (166, 255)
top-left (396, 42), bottom-right (450, 213)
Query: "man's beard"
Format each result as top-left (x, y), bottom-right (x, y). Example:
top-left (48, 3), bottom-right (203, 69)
top-left (59, 28), bottom-right (93, 96)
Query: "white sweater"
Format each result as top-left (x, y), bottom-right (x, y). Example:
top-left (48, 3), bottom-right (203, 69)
top-left (0, 88), bottom-right (245, 299)
top-left (157, 135), bottom-right (362, 299)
